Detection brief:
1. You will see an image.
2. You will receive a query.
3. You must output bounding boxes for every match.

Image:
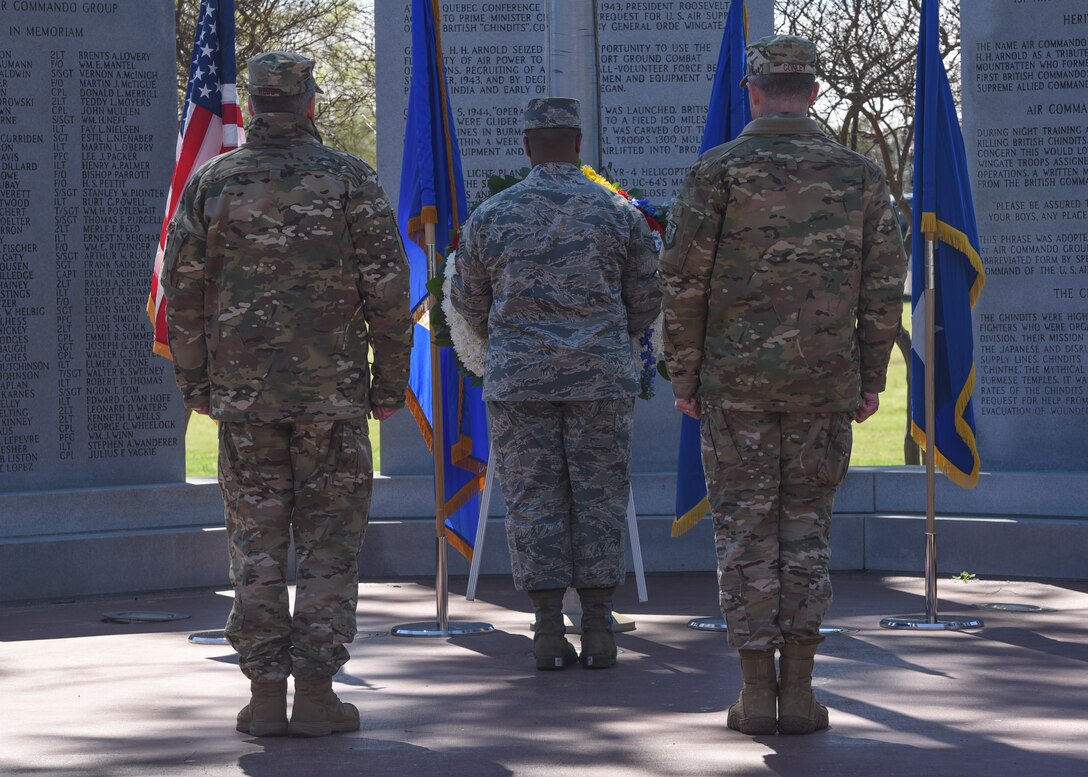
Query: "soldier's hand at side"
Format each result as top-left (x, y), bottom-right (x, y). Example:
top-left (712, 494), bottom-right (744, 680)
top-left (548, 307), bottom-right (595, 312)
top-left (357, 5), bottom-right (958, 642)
top-left (674, 396), bottom-right (701, 420)
top-left (371, 406), bottom-right (399, 422)
top-left (853, 392), bottom-right (879, 423)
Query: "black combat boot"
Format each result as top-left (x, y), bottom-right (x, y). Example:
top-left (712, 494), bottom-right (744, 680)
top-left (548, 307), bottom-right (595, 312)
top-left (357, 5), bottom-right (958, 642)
top-left (527, 588), bottom-right (578, 670)
top-left (577, 586), bottom-right (617, 669)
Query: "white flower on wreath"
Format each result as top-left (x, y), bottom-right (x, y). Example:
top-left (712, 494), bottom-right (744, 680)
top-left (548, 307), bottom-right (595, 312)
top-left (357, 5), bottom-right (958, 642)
top-left (442, 250), bottom-right (488, 378)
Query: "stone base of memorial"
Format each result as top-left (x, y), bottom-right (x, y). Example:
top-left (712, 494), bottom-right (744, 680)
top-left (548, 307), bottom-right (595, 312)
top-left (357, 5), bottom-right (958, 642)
top-left (2, 465), bottom-right (1086, 602)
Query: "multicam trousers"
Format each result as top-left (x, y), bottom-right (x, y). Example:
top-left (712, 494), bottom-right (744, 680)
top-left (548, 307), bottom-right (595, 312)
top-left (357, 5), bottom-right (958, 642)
top-left (218, 419), bottom-right (373, 682)
top-left (488, 398), bottom-right (634, 591)
top-left (701, 409), bottom-right (852, 650)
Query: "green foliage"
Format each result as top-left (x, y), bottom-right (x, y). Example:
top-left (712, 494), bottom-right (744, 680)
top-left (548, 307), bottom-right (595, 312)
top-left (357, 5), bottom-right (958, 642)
top-left (175, 0), bottom-right (377, 162)
top-left (850, 307), bottom-right (912, 466)
top-left (424, 257), bottom-right (483, 387)
top-left (487, 168), bottom-right (531, 196)
top-left (184, 412), bottom-right (218, 478)
top-left (424, 269), bottom-right (454, 350)
top-left (776, 0), bottom-right (961, 214)
top-left (952, 570), bottom-right (978, 583)
top-left (185, 413), bottom-right (382, 477)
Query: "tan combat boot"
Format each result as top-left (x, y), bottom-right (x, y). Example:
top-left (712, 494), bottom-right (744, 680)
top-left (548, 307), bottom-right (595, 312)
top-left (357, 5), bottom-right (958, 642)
top-left (777, 641), bottom-right (829, 734)
top-left (577, 587), bottom-right (617, 669)
top-left (235, 679), bottom-right (288, 737)
top-left (288, 676), bottom-right (360, 737)
top-left (727, 650), bottom-right (778, 735)
top-left (528, 588), bottom-right (578, 670)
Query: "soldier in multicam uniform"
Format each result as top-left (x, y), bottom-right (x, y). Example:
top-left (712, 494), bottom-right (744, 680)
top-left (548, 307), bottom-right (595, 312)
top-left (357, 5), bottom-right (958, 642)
top-left (450, 97), bottom-right (661, 671)
top-left (660, 35), bottom-right (906, 734)
top-left (160, 52), bottom-right (411, 738)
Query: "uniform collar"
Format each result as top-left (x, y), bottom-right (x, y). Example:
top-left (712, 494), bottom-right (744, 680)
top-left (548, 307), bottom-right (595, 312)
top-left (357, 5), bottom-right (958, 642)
top-left (529, 161), bottom-right (581, 177)
top-left (740, 113), bottom-right (825, 136)
top-left (246, 112), bottom-right (324, 145)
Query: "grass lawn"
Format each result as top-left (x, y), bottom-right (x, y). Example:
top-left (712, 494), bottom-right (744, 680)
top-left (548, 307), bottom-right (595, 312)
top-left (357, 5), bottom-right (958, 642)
top-left (184, 412), bottom-right (218, 478)
top-left (184, 310), bottom-right (914, 477)
top-left (850, 306), bottom-right (914, 466)
top-left (184, 415), bottom-right (383, 478)
top-left (850, 329), bottom-right (911, 466)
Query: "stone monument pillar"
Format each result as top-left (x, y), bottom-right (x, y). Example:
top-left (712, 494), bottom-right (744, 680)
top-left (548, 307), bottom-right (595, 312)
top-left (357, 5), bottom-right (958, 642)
top-left (961, 0), bottom-right (1088, 468)
top-left (378, 0), bottom-right (773, 206)
top-left (547, 0), bottom-right (599, 167)
top-left (854, 0), bottom-right (1088, 583)
top-left (0, 3), bottom-right (184, 492)
top-left (0, 3), bottom-right (226, 601)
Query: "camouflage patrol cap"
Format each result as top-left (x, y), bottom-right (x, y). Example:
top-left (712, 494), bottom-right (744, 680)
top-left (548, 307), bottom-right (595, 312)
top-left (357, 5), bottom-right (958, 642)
top-left (523, 97), bottom-right (581, 131)
top-left (740, 34), bottom-right (818, 87)
top-left (247, 51), bottom-right (323, 97)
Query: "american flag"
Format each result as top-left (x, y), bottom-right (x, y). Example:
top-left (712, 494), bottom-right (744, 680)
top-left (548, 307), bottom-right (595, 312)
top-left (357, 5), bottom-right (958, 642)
top-left (147, 0), bottom-right (244, 358)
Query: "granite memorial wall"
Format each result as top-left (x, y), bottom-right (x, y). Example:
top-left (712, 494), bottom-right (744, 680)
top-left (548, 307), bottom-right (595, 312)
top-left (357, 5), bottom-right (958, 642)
top-left (376, 0), bottom-right (774, 207)
top-left (0, 2), bottom-right (183, 491)
top-left (962, 0), bottom-right (1088, 469)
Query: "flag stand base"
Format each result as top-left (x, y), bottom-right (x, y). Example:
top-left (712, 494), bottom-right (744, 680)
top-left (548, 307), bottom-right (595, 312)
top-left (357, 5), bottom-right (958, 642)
top-left (975, 602), bottom-right (1051, 613)
top-left (879, 614), bottom-right (984, 631)
top-left (188, 629), bottom-right (229, 645)
top-left (391, 621), bottom-right (495, 638)
top-left (687, 616), bottom-right (726, 631)
top-left (686, 617), bottom-right (855, 635)
top-left (392, 538), bottom-right (495, 637)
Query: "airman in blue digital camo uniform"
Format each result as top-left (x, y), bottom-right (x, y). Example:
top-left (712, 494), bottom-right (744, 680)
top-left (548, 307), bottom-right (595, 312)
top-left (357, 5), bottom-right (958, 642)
top-left (451, 97), bottom-right (661, 671)
top-left (161, 51), bottom-right (411, 738)
top-left (660, 35), bottom-right (907, 735)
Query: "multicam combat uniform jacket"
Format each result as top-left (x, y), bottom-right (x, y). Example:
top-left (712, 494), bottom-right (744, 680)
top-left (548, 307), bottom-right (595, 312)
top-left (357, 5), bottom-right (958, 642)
top-left (160, 113), bottom-right (411, 422)
top-left (451, 162), bottom-right (661, 401)
top-left (660, 114), bottom-right (906, 412)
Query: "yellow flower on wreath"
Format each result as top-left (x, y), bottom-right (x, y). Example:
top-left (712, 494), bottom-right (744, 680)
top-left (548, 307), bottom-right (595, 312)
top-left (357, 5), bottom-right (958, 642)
top-left (580, 164), bottom-right (620, 193)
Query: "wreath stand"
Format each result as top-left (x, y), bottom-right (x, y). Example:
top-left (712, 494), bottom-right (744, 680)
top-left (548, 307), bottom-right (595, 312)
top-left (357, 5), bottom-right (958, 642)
top-left (465, 440), bottom-right (648, 633)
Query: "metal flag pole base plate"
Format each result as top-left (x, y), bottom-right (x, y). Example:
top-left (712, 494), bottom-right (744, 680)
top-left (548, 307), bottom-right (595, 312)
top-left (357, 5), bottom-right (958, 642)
top-left (974, 602), bottom-right (1053, 613)
top-left (188, 629), bottom-right (229, 645)
top-left (391, 621), bottom-right (495, 638)
top-left (687, 616), bottom-right (727, 632)
top-left (818, 625), bottom-right (860, 636)
top-left (879, 614), bottom-right (984, 630)
top-left (686, 617), bottom-right (856, 635)
top-left (102, 611), bottom-right (190, 624)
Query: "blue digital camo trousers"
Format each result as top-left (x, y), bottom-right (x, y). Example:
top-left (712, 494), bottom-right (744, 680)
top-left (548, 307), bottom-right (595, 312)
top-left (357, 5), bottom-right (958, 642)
top-left (218, 419), bottom-right (373, 682)
top-left (488, 398), bottom-right (634, 591)
top-left (701, 409), bottom-right (852, 650)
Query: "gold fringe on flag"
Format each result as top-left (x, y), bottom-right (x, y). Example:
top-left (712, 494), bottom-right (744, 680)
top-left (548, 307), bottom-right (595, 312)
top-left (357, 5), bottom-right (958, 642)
top-left (670, 497), bottom-right (710, 537)
top-left (910, 363), bottom-right (981, 490)
top-left (920, 212), bottom-right (987, 305)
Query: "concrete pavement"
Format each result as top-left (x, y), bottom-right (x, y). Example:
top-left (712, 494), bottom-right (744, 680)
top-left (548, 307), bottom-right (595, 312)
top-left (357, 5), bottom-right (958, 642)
top-left (2, 572), bottom-right (1086, 777)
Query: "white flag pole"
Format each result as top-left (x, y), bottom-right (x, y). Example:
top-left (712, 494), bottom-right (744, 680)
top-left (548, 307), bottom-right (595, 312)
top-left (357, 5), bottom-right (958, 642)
top-left (466, 439), bottom-right (496, 601)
